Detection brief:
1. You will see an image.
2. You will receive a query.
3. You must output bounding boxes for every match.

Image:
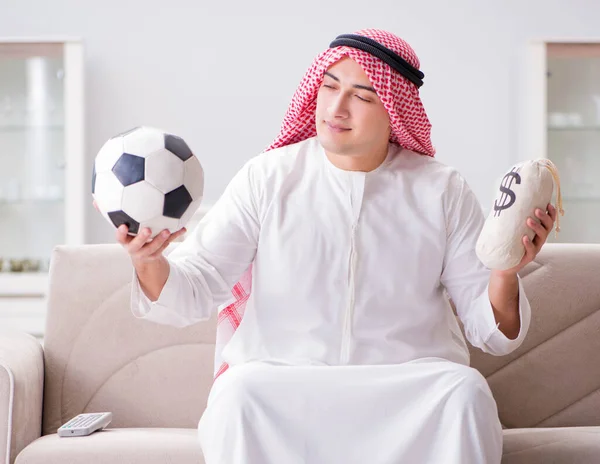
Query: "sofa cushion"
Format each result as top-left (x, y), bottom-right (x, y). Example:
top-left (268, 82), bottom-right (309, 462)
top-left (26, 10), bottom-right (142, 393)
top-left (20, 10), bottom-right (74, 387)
top-left (14, 426), bottom-right (600, 463)
top-left (502, 427), bottom-right (600, 463)
top-left (14, 428), bottom-right (204, 464)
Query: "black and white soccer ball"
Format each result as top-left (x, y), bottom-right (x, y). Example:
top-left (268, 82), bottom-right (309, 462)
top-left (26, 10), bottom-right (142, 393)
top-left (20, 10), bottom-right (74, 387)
top-left (92, 126), bottom-right (203, 238)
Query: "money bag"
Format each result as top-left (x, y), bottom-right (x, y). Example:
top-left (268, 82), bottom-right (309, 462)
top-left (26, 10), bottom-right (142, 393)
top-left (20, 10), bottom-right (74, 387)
top-left (476, 159), bottom-right (564, 271)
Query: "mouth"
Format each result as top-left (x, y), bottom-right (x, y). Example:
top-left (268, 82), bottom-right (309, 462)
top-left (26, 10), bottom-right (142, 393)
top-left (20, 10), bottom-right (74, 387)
top-left (325, 121), bottom-right (351, 133)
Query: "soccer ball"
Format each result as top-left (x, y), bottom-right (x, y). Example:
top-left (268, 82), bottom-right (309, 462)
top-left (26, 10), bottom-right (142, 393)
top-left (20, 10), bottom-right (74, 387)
top-left (92, 126), bottom-right (203, 238)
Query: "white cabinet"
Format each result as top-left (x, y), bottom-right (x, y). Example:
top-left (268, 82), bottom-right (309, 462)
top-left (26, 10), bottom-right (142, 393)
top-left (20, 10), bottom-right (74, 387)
top-left (0, 274), bottom-right (48, 338)
top-left (521, 40), bottom-right (600, 244)
top-left (0, 38), bottom-right (85, 337)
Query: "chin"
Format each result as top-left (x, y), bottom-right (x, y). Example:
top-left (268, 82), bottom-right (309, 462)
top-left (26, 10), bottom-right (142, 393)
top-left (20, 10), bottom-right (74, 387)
top-left (317, 132), bottom-right (354, 156)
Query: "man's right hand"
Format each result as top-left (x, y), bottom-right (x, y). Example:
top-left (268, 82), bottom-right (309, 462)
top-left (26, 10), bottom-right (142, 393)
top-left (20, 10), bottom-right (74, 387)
top-left (93, 199), bottom-right (186, 264)
top-left (93, 199), bottom-right (186, 301)
top-left (116, 224), bottom-right (186, 265)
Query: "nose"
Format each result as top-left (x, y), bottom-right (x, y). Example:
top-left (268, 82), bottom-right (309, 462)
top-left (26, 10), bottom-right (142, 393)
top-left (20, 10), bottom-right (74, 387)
top-left (328, 93), bottom-right (349, 120)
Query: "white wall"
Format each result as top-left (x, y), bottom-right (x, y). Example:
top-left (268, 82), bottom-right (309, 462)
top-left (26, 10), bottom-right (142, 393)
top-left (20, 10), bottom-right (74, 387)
top-left (2, 0), bottom-right (600, 244)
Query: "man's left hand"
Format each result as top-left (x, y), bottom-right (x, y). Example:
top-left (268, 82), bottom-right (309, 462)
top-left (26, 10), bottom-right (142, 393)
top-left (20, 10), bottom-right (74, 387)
top-left (496, 203), bottom-right (558, 276)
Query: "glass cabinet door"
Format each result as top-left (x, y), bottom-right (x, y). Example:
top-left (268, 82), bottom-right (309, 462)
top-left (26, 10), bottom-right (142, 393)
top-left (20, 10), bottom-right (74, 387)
top-left (0, 40), bottom-right (84, 274)
top-left (546, 43), bottom-right (600, 243)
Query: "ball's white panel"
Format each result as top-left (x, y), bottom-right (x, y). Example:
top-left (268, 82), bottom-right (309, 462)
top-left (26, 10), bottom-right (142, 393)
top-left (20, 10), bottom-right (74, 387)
top-left (183, 156), bottom-right (204, 201)
top-left (139, 216), bottom-right (181, 238)
top-left (178, 197), bottom-right (203, 230)
top-left (121, 181), bottom-right (165, 222)
top-left (93, 171), bottom-right (124, 213)
top-left (145, 149), bottom-right (185, 193)
top-left (95, 137), bottom-right (124, 173)
top-left (122, 126), bottom-right (165, 158)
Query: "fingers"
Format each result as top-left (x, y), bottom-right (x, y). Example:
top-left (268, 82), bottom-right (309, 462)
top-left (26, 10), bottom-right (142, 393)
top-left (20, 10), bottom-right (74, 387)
top-left (149, 228), bottom-right (187, 258)
top-left (116, 224), bottom-right (134, 246)
top-left (522, 205), bottom-right (555, 260)
top-left (118, 226), bottom-right (187, 260)
top-left (535, 207), bottom-right (554, 232)
top-left (547, 203), bottom-right (558, 222)
top-left (527, 216), bottom-right (547, 242)
top-left (127, 228), bottom-right (162, 256)
top-left (118, 226), bottom-right (153, 255)
top-left (522, 235), bottom-right (536, 260)
top-left (141, 229), bottom-right (172, 256)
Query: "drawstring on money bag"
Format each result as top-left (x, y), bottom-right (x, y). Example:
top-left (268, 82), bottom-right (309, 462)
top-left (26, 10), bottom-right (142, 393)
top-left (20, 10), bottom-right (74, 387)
top-left (539, 158), bottom-right (564, 237)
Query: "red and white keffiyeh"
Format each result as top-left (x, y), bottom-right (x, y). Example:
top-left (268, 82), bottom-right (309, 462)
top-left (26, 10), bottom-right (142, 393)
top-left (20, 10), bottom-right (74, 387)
top-left (214, 28), bottom-right (435, 378)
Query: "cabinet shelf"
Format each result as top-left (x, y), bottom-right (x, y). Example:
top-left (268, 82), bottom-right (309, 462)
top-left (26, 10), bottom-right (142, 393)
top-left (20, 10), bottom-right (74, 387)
top-left (0, 196), bottom-right (64, 205)
top-left (561, 196), bottom-right (600, 201)
top-left (0, 125), bottom-right (64, 132)
top-left (548, 126), bottom-right (600, 131)
top-left (0, 272), bottom-right (48, 296)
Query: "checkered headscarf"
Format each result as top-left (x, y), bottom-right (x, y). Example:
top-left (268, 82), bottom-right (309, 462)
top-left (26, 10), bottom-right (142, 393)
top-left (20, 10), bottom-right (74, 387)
top-left (214, 28), bottom-right (435, 378)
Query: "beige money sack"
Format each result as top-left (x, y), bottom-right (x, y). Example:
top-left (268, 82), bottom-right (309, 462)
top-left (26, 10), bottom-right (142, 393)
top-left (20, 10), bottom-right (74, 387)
top-left (476, 159), bottom-right (564, 271)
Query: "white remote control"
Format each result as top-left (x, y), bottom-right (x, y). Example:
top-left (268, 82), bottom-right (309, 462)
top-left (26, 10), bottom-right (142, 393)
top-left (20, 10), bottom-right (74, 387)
top-left (57, 412), bottom-right (112, 437)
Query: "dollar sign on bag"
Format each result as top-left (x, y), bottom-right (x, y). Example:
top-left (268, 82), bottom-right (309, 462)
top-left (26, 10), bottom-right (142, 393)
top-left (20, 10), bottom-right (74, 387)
top-left (494, 168), bottom-right (521, 217)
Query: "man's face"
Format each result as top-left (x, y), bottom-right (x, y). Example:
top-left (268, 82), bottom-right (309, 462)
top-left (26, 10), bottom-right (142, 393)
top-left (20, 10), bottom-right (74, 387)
top-left (315, 57), bottom-right (391, 159)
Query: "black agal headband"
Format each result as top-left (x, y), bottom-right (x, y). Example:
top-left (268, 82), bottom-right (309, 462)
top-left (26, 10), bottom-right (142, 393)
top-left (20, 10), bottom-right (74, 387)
top-left (329, 34), bottom-right (425, 88)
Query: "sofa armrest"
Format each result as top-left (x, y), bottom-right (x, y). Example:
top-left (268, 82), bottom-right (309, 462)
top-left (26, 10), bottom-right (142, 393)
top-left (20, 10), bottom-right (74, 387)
top-left (0, 332), bottom-right (44, 464)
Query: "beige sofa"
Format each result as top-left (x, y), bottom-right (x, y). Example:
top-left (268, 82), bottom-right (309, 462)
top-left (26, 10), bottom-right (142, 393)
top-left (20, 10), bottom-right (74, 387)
top-left (1, 242), bottom-right (600, 464)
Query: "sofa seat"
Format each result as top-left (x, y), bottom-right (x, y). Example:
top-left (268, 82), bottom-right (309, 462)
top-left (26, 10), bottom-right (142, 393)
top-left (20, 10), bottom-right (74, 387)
top-left (14, 425), bottom-right (600, 464)
top-left (502, 427), bottom-right (600, 463)
top-left (15, 428), bottom-right (204, 464)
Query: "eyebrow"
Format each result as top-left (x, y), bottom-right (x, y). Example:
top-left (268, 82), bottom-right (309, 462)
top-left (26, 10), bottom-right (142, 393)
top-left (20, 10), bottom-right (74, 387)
top-left (324, 71), bottom-right (377, 93)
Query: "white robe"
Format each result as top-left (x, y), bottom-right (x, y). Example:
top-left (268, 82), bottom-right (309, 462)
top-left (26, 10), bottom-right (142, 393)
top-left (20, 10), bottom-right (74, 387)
top-left (131, 136), bottom-right (531, 463)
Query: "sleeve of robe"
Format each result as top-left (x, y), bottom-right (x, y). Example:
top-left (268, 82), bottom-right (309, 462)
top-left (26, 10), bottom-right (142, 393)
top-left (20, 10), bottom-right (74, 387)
top-left (129, 159), bottom-right (261, 328)
top-left (440, 171), bottom-right (532, 356)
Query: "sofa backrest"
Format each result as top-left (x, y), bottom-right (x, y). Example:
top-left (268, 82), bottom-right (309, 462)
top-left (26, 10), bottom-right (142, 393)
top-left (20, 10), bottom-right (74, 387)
top-left (468, 243), bottom-right (600, 429)
top-left (42, 244), bottom-right (216, 435)
top-left (42, 242), bottom-right (600, 434)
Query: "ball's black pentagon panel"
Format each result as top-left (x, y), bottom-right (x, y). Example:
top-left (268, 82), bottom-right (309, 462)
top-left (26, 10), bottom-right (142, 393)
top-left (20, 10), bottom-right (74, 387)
top-left (165, 134), bottom-right (193, 161)
top-left (107, 210), bottom-right (140, 234)
top-left (91, 163), bottom-right (97, 194)
top-left (111, 126), bottom-right (140, 139)
top-left (95, 137), bottom-right (124, 174)
top-left (163, 185), bottom-right (192, 219)
top-left (112, 153), bottom-right (145, 186)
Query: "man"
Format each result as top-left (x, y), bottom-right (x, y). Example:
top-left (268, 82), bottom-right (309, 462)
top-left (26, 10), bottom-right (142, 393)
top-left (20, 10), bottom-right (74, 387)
top-left (121, 29), bottom-right (557, 463)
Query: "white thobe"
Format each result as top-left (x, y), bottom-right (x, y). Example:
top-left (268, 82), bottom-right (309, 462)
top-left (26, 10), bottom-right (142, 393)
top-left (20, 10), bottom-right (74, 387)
top-left (131, 136), bottom-right (531, 464)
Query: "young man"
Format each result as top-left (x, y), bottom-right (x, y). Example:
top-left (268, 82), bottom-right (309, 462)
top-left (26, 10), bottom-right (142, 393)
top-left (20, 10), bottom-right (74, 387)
top-left (123, 29), bottom-right (557, 463)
